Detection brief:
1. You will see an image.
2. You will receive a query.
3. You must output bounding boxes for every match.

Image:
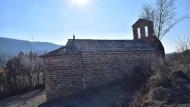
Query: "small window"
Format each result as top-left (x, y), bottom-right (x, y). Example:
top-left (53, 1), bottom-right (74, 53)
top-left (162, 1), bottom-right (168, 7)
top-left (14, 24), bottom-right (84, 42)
top-left (137, 28), bottom-right (141, 39)
top-left (145, 26), bottom-right (148, 37)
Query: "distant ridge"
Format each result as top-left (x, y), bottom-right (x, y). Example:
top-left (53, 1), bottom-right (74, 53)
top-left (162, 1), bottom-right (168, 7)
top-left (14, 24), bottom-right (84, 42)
top-left (0, 37), bottom-right (62, 57)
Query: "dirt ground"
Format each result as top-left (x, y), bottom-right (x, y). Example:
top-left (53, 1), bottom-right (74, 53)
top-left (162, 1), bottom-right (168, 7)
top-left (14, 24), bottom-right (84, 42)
top-left (0, 90), bottom-right (46, 107)
top-left (0, 82), bottom-right (134, 107)
top-left (39, 83), bottom-right (134, 107)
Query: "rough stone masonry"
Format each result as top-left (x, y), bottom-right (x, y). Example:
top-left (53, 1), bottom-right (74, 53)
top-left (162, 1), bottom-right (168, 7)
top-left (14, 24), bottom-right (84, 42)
top-left (41, 18), bottom-right (165, 101)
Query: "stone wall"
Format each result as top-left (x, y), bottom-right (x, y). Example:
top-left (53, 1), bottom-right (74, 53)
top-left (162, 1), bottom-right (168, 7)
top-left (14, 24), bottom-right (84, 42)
top-left (44, 54), bottom-right (83, 101)
top-left (44, 51), bottom-right (158, 101)
top-left (82, 51), bottom-right (157, 89)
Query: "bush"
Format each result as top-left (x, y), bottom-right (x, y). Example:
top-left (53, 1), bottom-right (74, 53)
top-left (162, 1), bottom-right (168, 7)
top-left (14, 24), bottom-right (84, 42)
top-left (125, 63), bottom-right (151, 90)
top-left (0, 51), bottom-right (46, 100)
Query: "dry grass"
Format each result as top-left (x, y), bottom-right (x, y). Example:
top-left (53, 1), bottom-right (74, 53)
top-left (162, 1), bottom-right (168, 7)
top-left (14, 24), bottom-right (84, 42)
top-left (129, 58), bottom-right (190, 107)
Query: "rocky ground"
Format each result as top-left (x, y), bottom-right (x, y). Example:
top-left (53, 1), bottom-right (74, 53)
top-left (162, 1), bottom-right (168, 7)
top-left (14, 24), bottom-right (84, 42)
top-left (130, 70), bottom-right (190, 107)
top-left (0, 90), bottom-right (46, 107)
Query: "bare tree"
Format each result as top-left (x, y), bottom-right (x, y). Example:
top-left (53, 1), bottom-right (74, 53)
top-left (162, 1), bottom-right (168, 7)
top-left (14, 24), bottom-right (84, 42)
top-left (168, 36), bottom-right (190, 75)
top-left (0, 51), bottom-right (7, 68)
top-left (141, 0), bottom-right (187, 40)
top-left (176, 36), bottom-right (190, 66)
top-left (176, 36), bottom-right (190, 53)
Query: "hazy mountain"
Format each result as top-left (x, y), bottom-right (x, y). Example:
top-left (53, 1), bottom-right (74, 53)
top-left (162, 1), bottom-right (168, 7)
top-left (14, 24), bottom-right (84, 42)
top-left (0, 37), bottom-right (62, 57)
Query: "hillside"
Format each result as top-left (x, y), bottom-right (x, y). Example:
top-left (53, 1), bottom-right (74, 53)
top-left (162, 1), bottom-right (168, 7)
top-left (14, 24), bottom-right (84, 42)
top-left (0, 37), bottom-right (62, 57)
top-left (130, 50), bottom-right (190, 107)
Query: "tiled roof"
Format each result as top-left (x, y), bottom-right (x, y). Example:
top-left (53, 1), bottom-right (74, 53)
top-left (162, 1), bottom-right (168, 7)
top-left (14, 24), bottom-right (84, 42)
top-left (42, 39), bottom-right (156, 57)
top-left (132, 18), bottom-right (153, 27)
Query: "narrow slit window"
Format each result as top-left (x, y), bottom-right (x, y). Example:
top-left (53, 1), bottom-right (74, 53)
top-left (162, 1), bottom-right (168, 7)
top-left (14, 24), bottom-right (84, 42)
top-left (145, 26), bottom-right (148, 37)
top-left (137, 28), bottom-right (141, 39)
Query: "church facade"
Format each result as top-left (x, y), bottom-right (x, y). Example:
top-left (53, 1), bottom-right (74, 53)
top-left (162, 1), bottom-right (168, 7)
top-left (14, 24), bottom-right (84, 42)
top-left (42, 19), bottom-right (165, 101)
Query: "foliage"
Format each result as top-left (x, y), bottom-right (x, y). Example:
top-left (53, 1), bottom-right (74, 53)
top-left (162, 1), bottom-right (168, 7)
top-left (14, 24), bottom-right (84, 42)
top-left (0, 51), bottom-right (46, 99)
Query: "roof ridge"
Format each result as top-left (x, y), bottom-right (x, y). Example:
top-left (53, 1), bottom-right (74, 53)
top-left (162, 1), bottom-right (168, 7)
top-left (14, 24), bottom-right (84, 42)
top-left (68, 39), bottom-right (139, 41)
top-left (41, 39), bottom-right (155, 57)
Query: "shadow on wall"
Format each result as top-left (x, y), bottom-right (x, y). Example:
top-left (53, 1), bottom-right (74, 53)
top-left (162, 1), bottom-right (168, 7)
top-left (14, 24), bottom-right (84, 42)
top-left (125, 61), bottom-right (152, 90)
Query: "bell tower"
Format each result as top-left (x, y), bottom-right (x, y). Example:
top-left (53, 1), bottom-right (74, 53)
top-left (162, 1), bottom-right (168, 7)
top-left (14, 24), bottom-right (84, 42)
top-left (132, 18), bottom-right (154, 40)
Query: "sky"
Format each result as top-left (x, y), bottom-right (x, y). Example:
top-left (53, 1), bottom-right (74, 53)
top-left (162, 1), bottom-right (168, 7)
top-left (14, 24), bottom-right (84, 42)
top-left (0, 0), bottom-right (190, 53)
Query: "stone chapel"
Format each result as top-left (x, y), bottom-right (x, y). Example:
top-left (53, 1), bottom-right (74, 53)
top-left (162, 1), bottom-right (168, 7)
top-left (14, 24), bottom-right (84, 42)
top-left (41, 18), bottom-right (165, 101)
